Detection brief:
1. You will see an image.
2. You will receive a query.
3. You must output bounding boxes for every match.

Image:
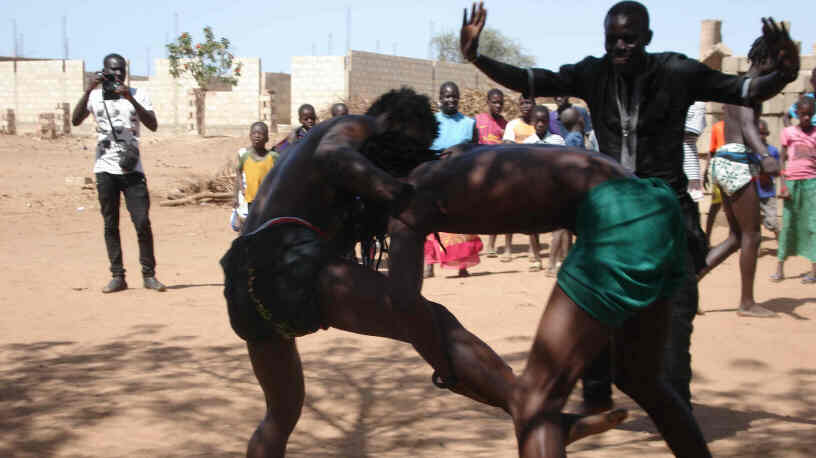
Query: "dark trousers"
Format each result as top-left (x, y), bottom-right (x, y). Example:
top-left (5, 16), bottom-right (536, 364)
top-left (582, 193), bottom-right (705, 407)
top-left (96, 172), bottom-right (156, 278)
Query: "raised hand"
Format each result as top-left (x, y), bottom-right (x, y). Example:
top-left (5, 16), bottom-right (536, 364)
top-left (460, 2), bottom-right (487, 62)
top-left (761, 17), bottom-right (800, 80)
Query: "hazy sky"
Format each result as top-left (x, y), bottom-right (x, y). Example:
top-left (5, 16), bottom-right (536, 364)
top-left (7, 0), bottom-right (814, 77)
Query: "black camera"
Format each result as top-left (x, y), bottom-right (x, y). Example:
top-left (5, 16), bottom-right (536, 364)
top-left (98, 71), bottom-right (122, 99)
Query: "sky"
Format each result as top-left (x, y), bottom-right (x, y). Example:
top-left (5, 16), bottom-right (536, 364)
top-left (6, 0), bottom-right (815, 77)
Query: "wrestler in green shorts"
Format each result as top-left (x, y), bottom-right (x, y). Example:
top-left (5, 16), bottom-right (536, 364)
top-left (557, 177), bottom-right (687, 327)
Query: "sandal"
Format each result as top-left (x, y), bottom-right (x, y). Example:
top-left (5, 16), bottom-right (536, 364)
top-left (769, 273), bottom-right (784, 283)
top-left (485, 249), bottom-right (498, 258)
top-left (801, 273), bottom-right (816, 284)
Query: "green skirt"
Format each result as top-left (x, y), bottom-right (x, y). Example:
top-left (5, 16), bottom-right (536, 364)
top-left (778, 178), bottom-right (816, 263)
top-left (557, 178), bottom-right (686, 327)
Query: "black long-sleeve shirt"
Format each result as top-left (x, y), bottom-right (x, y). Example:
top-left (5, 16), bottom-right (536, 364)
top-left (479, 52), bottom-right (750, 196)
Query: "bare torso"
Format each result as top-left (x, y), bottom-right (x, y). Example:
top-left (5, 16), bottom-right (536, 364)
top-left (400, 144), bottom-right (632, 235)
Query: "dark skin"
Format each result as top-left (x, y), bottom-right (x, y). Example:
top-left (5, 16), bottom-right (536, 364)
top-left (243, 115), bottom-right (500, 457)
top-left (698, 60), bottom-right (780, 317)
top-left (71, 56), bottom-right (157, 131)
top-left (330, 103), bottom-right (349, 117)
top-left (461, 2), bottom-right (799, 105)
top-left (782, 69), bottom-right (816, 127)
top-left (774, 102), bottom-right (816, 281)
top-left (391, 144), bottom-right (710, 458)
top-left (233, 124), bottom-right (270, 209)
top-left (242, 116), bottom-right (621, 457)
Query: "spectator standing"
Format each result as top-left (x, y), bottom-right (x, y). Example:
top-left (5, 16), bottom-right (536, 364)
top-left (424, 81), bottom-right (481, 278)
top-left (757, 119), bottom-right (781, 240)
top-left (478, 89), bottom-right (511, 259)
top-left (71, 53), bottom-right (165, 293)
top-left (684, 101), bottom-right (707, 202)
top-left (232, 122), bottom-right (278, 232)
top-left (772, 97), bottom-right (816, 283)
top-left (782, 68), bottom-right (816, 127)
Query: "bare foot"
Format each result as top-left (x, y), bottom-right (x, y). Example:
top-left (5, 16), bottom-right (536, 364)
top-left (565, 409), bottom-right (628, 445)
top-left (737, 304), bottom-right (777, 318)
top-left (458, 268), bottom-right (470, 277)
top-left (423, 264), bottom-right (434, 279)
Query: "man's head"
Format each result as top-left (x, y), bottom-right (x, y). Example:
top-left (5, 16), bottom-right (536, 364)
top-left (487, 89), bottom-right (504, 118)
top-left (561, 107), bottom-right (582, 132)
top-left (757, 119), bottom-right (769, 144)
top-left (364, 87), bottom-right (438, 177)
top-left (298, 104), bottom-right (316, 130)
top-left (249, 121), bottom-right (269, 149)
top-left (439, 81), bottom-right (460, 115)
top-left (519, 94), bottom-right (534, 121)
top-left (747, 35), bottom-right (777, 76)
top-left (103, 53), bottom-right (127, 82)
top-left (532, 105), bottom-right (550, 138)
top-left (330, 103), bottom-right (349, 118)
top-left (796, 96), bottom-right (815, 127)
top-left (554, 96), bottom-right (570, 109)
top-left (604, 1), bottom-right (652, 76)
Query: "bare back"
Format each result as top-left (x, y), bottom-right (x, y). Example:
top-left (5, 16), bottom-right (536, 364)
top-left (723, 103), bottom-right (767, 155)
top-left (400, 144), bottom-right (632, 235)
top-left (244, 115), bottom-right (407, 242)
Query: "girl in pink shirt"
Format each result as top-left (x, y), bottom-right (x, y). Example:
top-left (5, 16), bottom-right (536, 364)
top-left (773, 97), bottom-right (816, 283)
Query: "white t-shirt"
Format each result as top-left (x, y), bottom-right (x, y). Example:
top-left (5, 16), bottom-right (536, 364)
top-left (522, 133), bottom-right (566, 145)
top-left (87, 87), bottom-right (153, 174)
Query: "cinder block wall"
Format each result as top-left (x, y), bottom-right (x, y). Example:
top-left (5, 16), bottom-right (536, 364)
top-left (347, 51), bottom-right (434, 105)
top-left (290, 56), bottom-right (347, 125)
top-left (0, 59), bottom-right (86, 134)
top-left (264, 72), bottom-right (291, 125)
top-left (204, 58), bottom-right (261, 136)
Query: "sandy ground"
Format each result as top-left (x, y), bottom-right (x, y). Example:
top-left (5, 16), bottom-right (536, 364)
top-left (1, 133), bottom-right (815, 458)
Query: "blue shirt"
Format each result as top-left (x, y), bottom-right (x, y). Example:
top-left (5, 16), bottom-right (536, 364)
top-left (788, 92), bottom-right (816, 126)
top-left (549, 105), bottom-right (593, 138)
top-left (755, 145), bottom-right (780, 199)
top-left (431, 112), bottom-right (475, 151)
top-left (565, 131), bottom-right (585, 149)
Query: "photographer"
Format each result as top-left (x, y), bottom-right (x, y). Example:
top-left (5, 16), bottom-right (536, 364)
top-left (72, 53), bottom-right (165, 293)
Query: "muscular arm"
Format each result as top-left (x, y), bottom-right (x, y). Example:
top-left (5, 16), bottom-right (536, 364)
top-left (72, 85), bottom-right (97, 126)
top-left (315, 119), bottom-right (414, 209)
top-left (385, 217), bottom-right (426, 310)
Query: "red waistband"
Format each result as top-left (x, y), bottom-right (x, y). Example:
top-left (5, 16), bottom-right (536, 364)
top-left (245, 216), bottom-right (326, 239)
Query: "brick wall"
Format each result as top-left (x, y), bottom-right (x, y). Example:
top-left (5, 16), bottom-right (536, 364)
top-left (0, 59), bottom-right (86, 134)
top-left (290, 56), bottom-right (347, 125)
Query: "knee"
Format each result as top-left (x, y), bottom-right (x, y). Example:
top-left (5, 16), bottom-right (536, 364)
top-left (511, 369), bottom-right (571, 424)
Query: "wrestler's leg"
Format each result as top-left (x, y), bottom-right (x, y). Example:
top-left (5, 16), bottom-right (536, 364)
top-left (728, 184), bottom-right (774, 314)
top-left (612, 300), bottom-right (712, 457)
top-left (511, 285), bottom-right (615, 458)
top-left (529, 234), bottom-right (542, 270)
top-left (698, 185), bottom-right (740, 279)
top-left (318, 258), bottom-right (515, 411)
top-left (246, 336), bottom-right (304, 458)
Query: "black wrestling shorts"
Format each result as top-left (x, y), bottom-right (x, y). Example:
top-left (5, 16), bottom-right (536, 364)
top-left (220, 218), bottom-right (329, 341)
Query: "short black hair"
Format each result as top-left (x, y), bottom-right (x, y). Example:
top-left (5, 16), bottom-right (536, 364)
top-left (487, 88), bottom-right (503, 99)
top-left (250, 121), bottom-right (268, 132)
top-left (330, 103), bottom-right (348, 116)
top-left (298, 104), bottom-right (315, 117)
top-left (439, 81), bottom-right (460, 95)
top-left (747, 35), bottom-right (771, 66)
top-left (532, 105), bottom-right (550, 117)
top-left (798, 95), bottom-right (815, 112)
top-left (363, 86), bottom-right (438, 177)
top-left (103, 53), bottom-right (126, 66)
top-left (605, 1), bottom-right (650, 31)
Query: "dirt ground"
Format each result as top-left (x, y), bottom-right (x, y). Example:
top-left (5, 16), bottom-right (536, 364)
top-left (1, 132), bottom-right (814, 458)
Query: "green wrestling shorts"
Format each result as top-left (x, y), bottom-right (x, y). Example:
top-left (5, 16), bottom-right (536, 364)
top-left (220, 217), bottom-right (330, 341)
top-left (557, 177), bottom-right (686, 327)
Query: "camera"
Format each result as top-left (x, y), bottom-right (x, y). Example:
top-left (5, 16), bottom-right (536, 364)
top-left (97, 71), bottom-right (122, 99)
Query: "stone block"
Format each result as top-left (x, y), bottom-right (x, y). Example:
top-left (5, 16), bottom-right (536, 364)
top-left (721, 56), bottom-right (739, 75)
top-left (762, 95), bottom-right (787, 115)
top-left (38, 112), bottom-right (56, 139)
top-left (1, 108), bottom-right (15, 134)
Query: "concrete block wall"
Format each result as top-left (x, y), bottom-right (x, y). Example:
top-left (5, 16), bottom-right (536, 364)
top-left (264, 72), bottom-right (291, 125)
top-left (347, 51), bottom-right (434, 106)
top-left (291, 56), bottom-right (347, 125)
top-left (0, 59), bottom-right (85, 134)
top-left (203, 58), bottom-right (262, 136)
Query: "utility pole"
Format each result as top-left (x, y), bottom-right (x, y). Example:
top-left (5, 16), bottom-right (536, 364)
top-left (346, 6), bottom-right (351, 53)
top-left (428, 21), bottom-right (435, 60)
top-left (312, 42), bottom-right (317, 56)
top-left (328, 32), bottom-right (333, 56)
top-left (146, 47), bottom-right (151, 76)
top-left (62, 15), bottom-right (68, 59)
top-left (393, 43), bottom-right (397, 56)
top-left (173, 12), bottom-right (179, 38)
top-left (12, 19), bottom-right (18, 57)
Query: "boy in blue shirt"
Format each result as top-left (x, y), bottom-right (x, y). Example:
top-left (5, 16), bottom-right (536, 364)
top-left (757, 119), bottom-right (780, 239)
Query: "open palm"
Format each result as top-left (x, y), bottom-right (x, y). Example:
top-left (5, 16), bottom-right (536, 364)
top-left (460, 2), bottom-right (487, 62)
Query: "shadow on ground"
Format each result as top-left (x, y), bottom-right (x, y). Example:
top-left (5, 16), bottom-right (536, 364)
top-left (0, 327), bottom-right (527, 457)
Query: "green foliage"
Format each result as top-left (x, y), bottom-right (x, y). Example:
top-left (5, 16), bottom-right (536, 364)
top-left (431, 27), bottom-right (536, 67)
top-left (166, 26), bottom-right (242, 91)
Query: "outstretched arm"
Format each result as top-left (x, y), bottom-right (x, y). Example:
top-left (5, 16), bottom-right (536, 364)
top-left (745, 18), bottom-right (800, 104)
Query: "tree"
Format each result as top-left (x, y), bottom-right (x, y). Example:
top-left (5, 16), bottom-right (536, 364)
top-left (431, 27), bottom-right (535, 67)
top-left (166, 27), bottom-right (242, 135)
